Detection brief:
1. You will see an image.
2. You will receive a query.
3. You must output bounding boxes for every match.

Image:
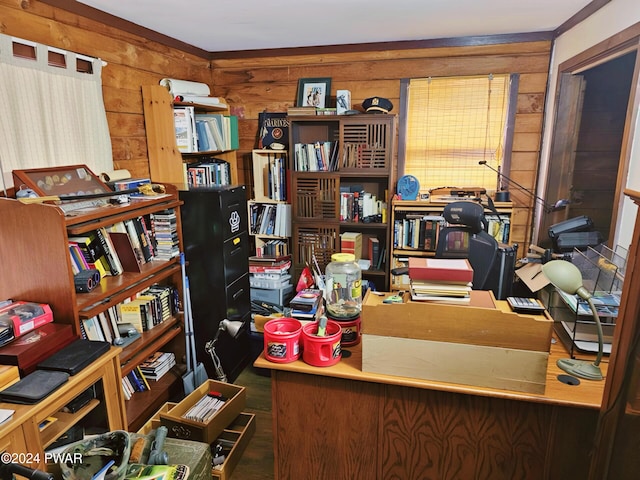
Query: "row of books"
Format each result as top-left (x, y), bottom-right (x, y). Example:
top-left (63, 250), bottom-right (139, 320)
top-left (266, 154), bottom-right (287, 201)
top-left (68, 210), bottom-right (178, 279)
top-left (393, 215), bottom-right (446, 251)
top-left (485, 214), bottom-right (511, 244)
top-left (185, 159), bottom-right (231, 187)
top-left (249, 202), bottom-right (292, 237)
top-left (293, 141), bottom-right (339, 172)
top-left (340, 190), bottom-right (387, 223)
top-left (80, 284), bottom-right (176, 341)
top-left (255, 239), bottom-right (289, 258)
top-left (173, 107), bottom-right (239, 153)
top-left (121, 366), bottom-right (151, 400)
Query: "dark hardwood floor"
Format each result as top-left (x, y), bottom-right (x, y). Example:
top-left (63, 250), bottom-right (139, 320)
top-left (230, 363), bottom-right (274, 479)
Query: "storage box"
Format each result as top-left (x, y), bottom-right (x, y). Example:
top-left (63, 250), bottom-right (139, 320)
top-left (361, 290), bottom-right (553, 394)
top-left (250, 285), bottom-right (294, 306)
top-left (159, 380), bottom-right (246, 443)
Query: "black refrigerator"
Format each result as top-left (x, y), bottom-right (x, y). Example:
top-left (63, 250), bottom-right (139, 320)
top-left (179, 185), bottom-right (251, 382)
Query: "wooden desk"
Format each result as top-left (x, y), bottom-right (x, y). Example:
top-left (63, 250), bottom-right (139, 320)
top-left (255, 330), bottom-right (606, 479)
top-left (0, 347), bottom-right (126, 471)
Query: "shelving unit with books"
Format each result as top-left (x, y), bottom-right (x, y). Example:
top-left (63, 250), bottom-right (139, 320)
top-left (288, 114), bottom-right (397, 291)
top-left (390, 199), bottom-right (513, 290)
top-left (142, 84), bottom-right (239, 187)
top-left (248, 149), bottom-right (291, 258)
top-left (0, 183), bottom-right (187, 432)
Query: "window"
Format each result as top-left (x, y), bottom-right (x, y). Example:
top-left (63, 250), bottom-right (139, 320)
top-left (399, 74), bottom-right (516, 195)
top-left (0, 34), bottom-right (112, 195)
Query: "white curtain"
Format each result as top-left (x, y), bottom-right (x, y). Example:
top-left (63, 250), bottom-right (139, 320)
top-left (0, 34), bottom-right (112, 193)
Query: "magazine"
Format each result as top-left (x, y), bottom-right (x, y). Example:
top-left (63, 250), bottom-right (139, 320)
top-left (124, 464), bottom-right (190, 480)
top-left (557, 290), bottom-right (621, 318)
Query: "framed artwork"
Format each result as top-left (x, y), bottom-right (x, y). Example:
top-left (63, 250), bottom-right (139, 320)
top-left (12, 164), bottom-right (110, 197)
top-left (297, 78), bottom-right (331, 108)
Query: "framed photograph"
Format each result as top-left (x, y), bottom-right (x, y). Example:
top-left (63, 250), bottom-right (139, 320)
top-left (297, 78), bottom-right (331, 108)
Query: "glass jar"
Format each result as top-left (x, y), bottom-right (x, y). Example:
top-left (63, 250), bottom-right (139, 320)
top-left (325, 253), bottom-right (362, 319)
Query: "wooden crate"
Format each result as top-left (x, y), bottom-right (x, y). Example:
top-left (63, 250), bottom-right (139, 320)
top-left (361, 290), bottom-right (553, 394)
top-left (159, 380), bottom-right (246, 443)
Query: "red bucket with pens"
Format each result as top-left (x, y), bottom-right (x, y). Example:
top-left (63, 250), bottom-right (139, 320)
top-left (302, 320), bottom-right (342, 367)
top-left (263, 317), bottom-right (302, 363)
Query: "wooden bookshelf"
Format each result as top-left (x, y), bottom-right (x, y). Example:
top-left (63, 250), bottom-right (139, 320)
top-left (0, 185), bottom-right (186, 431)
top-left (142, 84), bottom-right (239, 187)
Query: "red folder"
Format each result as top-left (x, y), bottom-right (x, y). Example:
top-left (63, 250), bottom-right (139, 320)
top-left (408, 257), bottom-right (473, 283)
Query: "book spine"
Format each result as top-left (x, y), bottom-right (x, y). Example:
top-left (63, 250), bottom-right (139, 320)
top-left (94, 228), bottom-right (122, 275)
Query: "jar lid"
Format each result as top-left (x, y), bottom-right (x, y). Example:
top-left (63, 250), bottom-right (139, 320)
top-left (331, 253), bottom-right (356, 262)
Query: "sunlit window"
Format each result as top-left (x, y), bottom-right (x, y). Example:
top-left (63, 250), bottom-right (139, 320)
top-left (400, 74), bottom-right (515, 195)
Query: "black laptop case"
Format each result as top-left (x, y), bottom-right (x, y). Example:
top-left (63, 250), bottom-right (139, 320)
top-left (37, 339), bottom-right (111, 375)
top-left (0, 369), bottom-right (69, 404)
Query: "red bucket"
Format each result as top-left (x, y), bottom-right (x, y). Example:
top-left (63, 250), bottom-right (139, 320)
top-left (301, 320), bottom-right (342, 367)
top-left (263, 318), bottom-right (302, 363)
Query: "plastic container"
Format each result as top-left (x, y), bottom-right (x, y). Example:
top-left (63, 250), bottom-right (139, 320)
top-left (301, 320), bottom-right (342, 367)
top-left (263, 318), bottom-right (302, 363)
top-left (329, 312), bottom-right (361, 347)
top-left (325, 253), bottom-right (362, 319)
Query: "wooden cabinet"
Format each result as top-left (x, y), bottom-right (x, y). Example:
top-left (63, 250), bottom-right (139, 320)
top-left (0, 187), bottom-right (186, 431)
top-left (288, 114), bottom-right (397, 291)
top-left (142, 84), bottom-right (239, 187)
top-left (390, 199), bottom-right (513, 290)
top-left (0, 347), bottom-right (126, 471)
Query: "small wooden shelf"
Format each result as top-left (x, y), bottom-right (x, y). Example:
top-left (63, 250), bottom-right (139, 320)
top-left (40, 398), bottom-right (100, 449)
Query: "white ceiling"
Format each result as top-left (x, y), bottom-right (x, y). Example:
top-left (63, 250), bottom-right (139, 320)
top-left (76, 0), bottom-right (594, 52)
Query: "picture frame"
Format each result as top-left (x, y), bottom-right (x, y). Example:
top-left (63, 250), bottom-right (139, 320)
top-left (12, 164), bottom-right (110, 197)
top-left (297, 78), bottom-right (331, 108)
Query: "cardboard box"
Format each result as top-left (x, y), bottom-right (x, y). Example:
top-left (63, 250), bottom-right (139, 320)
top-left (361, 290), bottom-right (553, 394)
top-left (341, 232), bottom-right (362, 260)
top-left (159, 380), bottom-right (246, 443)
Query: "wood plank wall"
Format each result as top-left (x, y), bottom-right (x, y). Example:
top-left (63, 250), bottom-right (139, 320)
top-left (211, 40), bottom-right (552, 251)
top-left (3, 0), bottom-right (551, 251)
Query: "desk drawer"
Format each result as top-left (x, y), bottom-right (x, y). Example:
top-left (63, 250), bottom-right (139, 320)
top-left (212, 412), bottom-right (256, 480)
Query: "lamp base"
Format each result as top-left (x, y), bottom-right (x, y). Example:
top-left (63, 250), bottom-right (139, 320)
top-left (557, 358), bottom-right (604, 381)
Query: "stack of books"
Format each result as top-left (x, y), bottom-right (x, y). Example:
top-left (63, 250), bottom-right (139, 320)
top-left (408, 257), bottom-right (473, 304)
top-left (138, 351), bottom-right (176, 381)
top-left (288, 288), bottom-right (324, 321)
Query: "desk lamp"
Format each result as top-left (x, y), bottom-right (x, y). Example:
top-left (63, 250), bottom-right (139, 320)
top-left (205, 319), bottom-right (244, 382)
top-left (542, 259), bottom-right (604, 381)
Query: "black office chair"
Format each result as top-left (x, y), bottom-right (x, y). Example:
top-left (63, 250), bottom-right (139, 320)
top-left (435, 201), bottom-right (499, 290)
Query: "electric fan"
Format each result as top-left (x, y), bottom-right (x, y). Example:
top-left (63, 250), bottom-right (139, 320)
top-left (397, 175), bottom-right (420, 200)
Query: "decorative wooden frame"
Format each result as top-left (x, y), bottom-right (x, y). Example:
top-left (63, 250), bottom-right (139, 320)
top-left (12, 164), bottom-right (110, 197)
top-left (297, 78), bottom-right (331, 108)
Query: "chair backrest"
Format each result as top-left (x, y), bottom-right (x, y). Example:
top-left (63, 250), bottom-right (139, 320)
top-left (435, 201), bottom-right (499, 289)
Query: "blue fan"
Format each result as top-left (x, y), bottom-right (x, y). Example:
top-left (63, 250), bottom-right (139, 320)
top-left (397, 175), bottom-right (420, 200)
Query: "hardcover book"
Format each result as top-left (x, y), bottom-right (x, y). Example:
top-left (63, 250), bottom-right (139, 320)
top-left (408, 257), bottom-right (474, 284)
top-left (258, 112), bottom-right (289, 150)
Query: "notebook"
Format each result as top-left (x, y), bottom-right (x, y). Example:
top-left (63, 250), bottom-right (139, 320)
top-left (37, 339), bottom-right (111, 375)
top-left (0, 369), bottom-right (69, 404)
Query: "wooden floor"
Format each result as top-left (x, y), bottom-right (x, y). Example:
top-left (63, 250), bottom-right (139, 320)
top-left (229, 364), bottom-right (275, 480)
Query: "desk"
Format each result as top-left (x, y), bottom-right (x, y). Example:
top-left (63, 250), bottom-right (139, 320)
top-left (0, 347), bottom-right (126, 471)
top-left (255, 332), bottom-right (606, 479)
